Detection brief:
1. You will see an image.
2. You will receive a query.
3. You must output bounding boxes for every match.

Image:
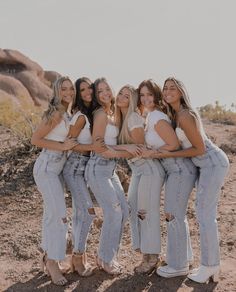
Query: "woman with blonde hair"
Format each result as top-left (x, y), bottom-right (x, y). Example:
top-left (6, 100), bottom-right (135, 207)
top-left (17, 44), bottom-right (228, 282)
top-left (154, 77), bottom-right (229, 283)
top-left (112, 84), bottom-right (165, 273)
top-left (31, 76), bottom-right (77, 285)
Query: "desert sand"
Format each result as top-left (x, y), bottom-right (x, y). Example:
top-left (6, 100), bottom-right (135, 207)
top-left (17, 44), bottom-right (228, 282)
top-left (0, 120), bottom-right (235, 292)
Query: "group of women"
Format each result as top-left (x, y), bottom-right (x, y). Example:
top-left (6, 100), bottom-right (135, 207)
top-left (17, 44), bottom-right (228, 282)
top-left (31, 75), bottom-right (229, 286)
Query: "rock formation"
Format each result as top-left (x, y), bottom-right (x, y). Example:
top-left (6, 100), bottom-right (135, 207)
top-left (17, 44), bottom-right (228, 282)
top-left (0, 49), bottom-right (61, 108)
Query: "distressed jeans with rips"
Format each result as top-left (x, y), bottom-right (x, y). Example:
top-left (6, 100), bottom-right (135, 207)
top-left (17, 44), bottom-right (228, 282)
top-left (159, 157), bottom-right (198, 269)
top-left (127, 158), bottom-right (165, 254)
top-left (33, 149), bottom-right (67, 261)
top-left (191, 139), bottom-right (229, 266)
top-left (63, 152), bottom-right (95, 253)
top-left (85, 155), bottom-right (129, 264)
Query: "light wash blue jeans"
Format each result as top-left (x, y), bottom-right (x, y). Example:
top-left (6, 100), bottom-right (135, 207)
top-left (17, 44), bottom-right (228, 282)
top-left (191, 139), bottom-right (229, 266)
top-left (127, 158), bottom-right (165, 254)
top-left (63, 152), bottom-right (95, 253)
top-left (158, 157), bottom-right (198, 269)
top-left (33, 149), bottom-right (67, 261)
top-left (85, 155), bottom-right (129, 264)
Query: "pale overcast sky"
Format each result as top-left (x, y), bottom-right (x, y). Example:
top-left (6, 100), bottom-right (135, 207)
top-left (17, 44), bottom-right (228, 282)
top-left (0, 0), bottom-right (235, 108)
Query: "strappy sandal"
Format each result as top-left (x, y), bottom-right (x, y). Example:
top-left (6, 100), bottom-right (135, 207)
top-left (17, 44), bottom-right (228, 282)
top-left (71, 252), bottom-right (95, 277)
top-left (135, 254), bottom-right (162, 274)
top-left (96, 255), bottom-right (121, 275)
top-left (41, 253), bottom-right (68, 286)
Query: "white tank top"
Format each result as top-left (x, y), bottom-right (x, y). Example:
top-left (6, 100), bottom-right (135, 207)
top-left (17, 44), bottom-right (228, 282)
top-left (104, 123), bottom-right (119, 145)
top-left (70, 111), bottom-right (92, 144)
top-left (45, 113), bottom-right (70, 142)
top-left (175, 126), bottom-right (208, 149)
top-left (145, 110), bottom-right (171, 149)
top-left (175, 127), bottom-right (192, 149)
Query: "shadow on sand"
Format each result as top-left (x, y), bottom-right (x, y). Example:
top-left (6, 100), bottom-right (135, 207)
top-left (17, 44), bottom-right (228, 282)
top-left (5, 269), bottom-right (218, 292)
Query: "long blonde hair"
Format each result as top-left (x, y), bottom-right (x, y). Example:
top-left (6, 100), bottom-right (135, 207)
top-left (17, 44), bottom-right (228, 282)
top-left (43, 76), bottom-right (75, 122)
top-left (116, 85), bottom-right (139, 144)
top-left (163, 77), bottom-right (204, 130)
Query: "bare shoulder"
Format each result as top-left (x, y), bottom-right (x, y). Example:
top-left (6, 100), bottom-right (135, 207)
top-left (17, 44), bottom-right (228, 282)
top-left (50, 111), bottom-right (62, 123)
top-left (178, 110), bottom-right (196, 125)
top-left (94, 108), bottom-right (107, 120)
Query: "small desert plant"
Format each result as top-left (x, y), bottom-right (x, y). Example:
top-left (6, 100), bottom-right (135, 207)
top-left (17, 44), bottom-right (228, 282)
top-left (198, 101), bottom-right (236, 125)
top-left (0, 96), bottom-right (42, 146)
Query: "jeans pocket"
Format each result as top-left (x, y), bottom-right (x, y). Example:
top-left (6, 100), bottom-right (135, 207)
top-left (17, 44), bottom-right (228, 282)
top-left (192, 153), bottom-right (210, 168)
top-left (97, 158), bottom-right (109, 166)
top-left (46, 156), bottom-right (65, 174)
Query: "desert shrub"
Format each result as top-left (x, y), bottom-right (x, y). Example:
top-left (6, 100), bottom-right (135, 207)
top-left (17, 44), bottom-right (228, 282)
top-left (198, 101), bottom-right (236, 125)
top-left (0, 96), bottom-right (42, 145)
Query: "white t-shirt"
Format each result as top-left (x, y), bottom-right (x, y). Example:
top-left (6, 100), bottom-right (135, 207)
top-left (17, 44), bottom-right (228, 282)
top-left (145, 110), bottom-right (170, 149)
top-left (45, 113), bottom-right (70, 142)
top-left (104, 124), bottom-right (119, 145)
top-left (128, 112), bottom-right (145, 131)
top-left (70, 111), bottom-right (92, 144)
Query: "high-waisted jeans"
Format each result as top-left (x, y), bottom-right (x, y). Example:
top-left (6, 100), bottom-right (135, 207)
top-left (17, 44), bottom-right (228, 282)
top-left (159, 157), bottom-right (198, 269)
top-left (63, 152), bottom-right (95, 253)
top-left (191, 139), bottom-right (229, 266)
top-left (33, 149), bottom-right (67, 261)
top-left (127, 158), bottom-right (165, 254)
top-left (85, 155), bottom-right (129, 264)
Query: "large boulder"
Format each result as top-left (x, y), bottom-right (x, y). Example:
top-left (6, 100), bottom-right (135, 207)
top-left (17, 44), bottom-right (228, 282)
top-left (0, 74), bottom-right (32, 105)
top-left (16, 71), bottom-right (52, 106)
top-left (0, 49), bottom-right (60, 108)
top-left (44, 71), bottom-right (61, 87)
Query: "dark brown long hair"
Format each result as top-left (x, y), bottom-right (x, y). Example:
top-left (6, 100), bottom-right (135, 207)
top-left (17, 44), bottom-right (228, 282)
top-left (73, 77), bottom-right (99, 131)
top-left (137, 79), bottom-right (167, 114)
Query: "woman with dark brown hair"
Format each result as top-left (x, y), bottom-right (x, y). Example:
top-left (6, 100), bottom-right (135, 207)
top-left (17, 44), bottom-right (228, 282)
top-left (139, 79), bottom-right (197, 277)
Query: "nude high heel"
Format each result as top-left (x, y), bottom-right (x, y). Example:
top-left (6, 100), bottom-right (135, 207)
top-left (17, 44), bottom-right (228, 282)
top-left (96, 255), bottom-right (121, 275)
top-left (135, 254), bottom-right (162, 274)
top-left (41, 253), bottom-right (68, 286)
top-left (71, 252), bottom-right (94, 277)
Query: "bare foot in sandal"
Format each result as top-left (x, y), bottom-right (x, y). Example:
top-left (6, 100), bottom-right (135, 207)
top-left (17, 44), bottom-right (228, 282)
top-left (43, 255), bottom-right (68, 286)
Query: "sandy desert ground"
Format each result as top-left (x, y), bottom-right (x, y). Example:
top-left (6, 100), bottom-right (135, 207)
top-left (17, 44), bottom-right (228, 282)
top-left (0, 120), bottom-right (235, 292)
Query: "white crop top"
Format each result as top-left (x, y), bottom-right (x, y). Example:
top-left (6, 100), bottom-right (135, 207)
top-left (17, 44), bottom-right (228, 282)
top-left (128, 112), bottom-right (145, 131)
top-left (175, 127), bottom-right (192, 149)
top-left (175, 126), bottom-right (208, 149)
top-left (70, 111), bottom-right (92, 144)
top-left (45, 113), bottom-right (70, 142)
top-left (104, 123), bottom-right (119, 145)
top-left (145, 110), bottom-right (171, 149)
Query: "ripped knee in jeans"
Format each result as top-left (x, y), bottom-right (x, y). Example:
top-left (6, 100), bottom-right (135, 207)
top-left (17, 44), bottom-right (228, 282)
top-left (112, 202), bottom-right (121, 212)
top-left (62, 217), bottom-right (68, 224)
top-left (137, 209), bottom-right (146, 220)
top-left (88, 207), bottom-right (96, 215)
top-left (165, 213), bottom-right (174, 222)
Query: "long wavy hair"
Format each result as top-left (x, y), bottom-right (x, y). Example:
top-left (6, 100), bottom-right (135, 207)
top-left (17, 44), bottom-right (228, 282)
top-left (73, 77), bottom-right (99, 131)
top-left (116, 85), bottom-right (139, 144)
top-left (163, 77), bottom-right (203, 129)
top-left (93, 77), bottom-right (115, 116)
top-left (43, 76), bottom-right (75, 122)
top-left (137, 79), bottom-right (167, 114)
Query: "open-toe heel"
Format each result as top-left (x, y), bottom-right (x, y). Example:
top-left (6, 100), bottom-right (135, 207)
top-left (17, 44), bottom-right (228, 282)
top-left (43, 256), bottom-right (68, 286)
top-left (71, 252), bottom-right (95, 277)
top-left (96, 257), bottom-right (121, 275)
top-left (135, 254), bottom-right (161, 274)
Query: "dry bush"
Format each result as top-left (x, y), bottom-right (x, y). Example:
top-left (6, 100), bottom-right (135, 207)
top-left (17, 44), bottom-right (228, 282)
top-left (0, 96), bottom-right (42, 145)
top-left (198, 101), bottom-right (236, 125)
